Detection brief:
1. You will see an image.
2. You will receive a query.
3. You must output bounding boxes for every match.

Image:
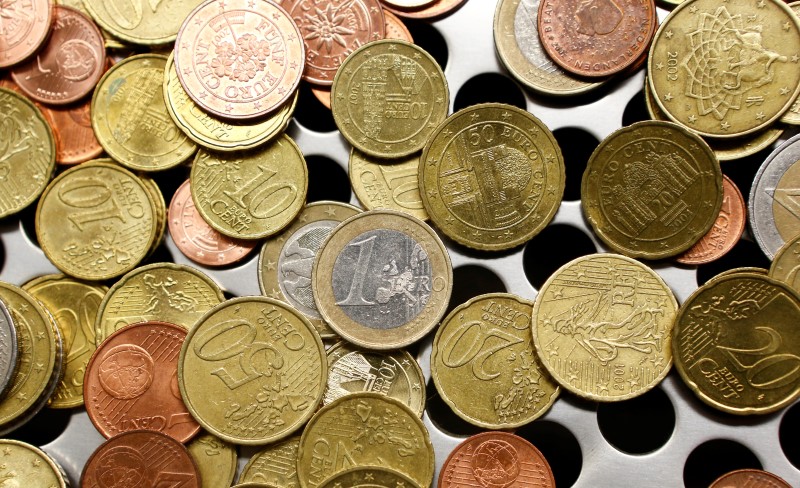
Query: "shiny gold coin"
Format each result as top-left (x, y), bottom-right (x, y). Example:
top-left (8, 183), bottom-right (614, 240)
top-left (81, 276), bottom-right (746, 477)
top-left (22, 274), bottom-right (106, 409)
top-left (35, 161), bottom-right (158, 281)
top-left (782, 2), bottom-right (800, 126)
top-left (349, 149), bottom-right (428, 221)
top-left (92, 53), bottom-right (196, 172)
top-left (581, 120), bottom-right (722, 259)
top-left (674, 272), bottom-right (800, 414)
top-left (648, 0), bottom-right (800, 138)
top-left (0, 88), bottom-right (56, 218)
top-left (164, 53), bottom-right (298, 152)
top-left (179, 296), bottom-right (326, 445)
top-left (324, 341), bottom-right (425, 416)
top-left (140, 173), bottom-right (168, 256)
top-left (319, 466), bottom-right (421, 488)
top-left (770, 234), bottom-right (800, 294)
top-left (297, 393), bottom-right (434, 488)
top-left (83, 0), bottom-right (204, 45)
top-left (532, 254), bottom-right (678, 401)
top-left (187, 432), bottom-right (238, 488)
top-left (715, 267), bottom-right (769, 280)
top-left (331, 39), bottom-right (448, 159)
top-left (258, 201), bottom-right (360, 339)
top-left (312, 210), bottom-right (452, 350)
top-left (432, 293), bottom-right (559, 428)
top-left (94, 262), bottom-right (225, 345)
top-left (420, 103), bottom-right (565, 251)
top-left (191, 135), bottom-right (308, 239)
top-left (0, 439), bottom-right (68, 487)
top-left (239, 435), bottom-right (300, 487)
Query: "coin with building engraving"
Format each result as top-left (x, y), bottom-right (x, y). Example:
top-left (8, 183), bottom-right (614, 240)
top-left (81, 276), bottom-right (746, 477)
top-left (331, 39), bottom-right (448, 159)
top-left (648, 0), bottom-right (800, 138)
top-left (582, 120), bottom-right (722, 259)
top-left (709, 469), bottom-right (793, 488)
top-left (239, 436), bottom-right (300, 487)
top-left (349, 149), bottom-right (428, 221)
top-left (0, 298), bottom-right (16, 402)
top-left (0, 0), bottom-right (52, 68)
top-left (312, 210), bottom-right (452, 350)
top-left (187, 432), bottom-right (238, 488)
top-left (432, 293), bottom-right (559, 428)
top-left (319, 466), bottom-right (421, 488)
top-left (296, 393), bottom-right (434, 488)
top-left (0, 440), bottom-right (68, 488)
top-left (420, 103), bottom-right (565, 251)
top-left (258, 201), bottom-right (360, 339)
top-left (179, 296), bottom-right (326, 445)
top-left (82, 0), bottom-right (204, 45)
top-left (532, 254), bottom-right (678, 401)
top-left (674, 273), bottom-right (800, 414)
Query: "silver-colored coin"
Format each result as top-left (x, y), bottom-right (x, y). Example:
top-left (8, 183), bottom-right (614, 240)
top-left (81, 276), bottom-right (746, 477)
top-left (0, 298), bottom-right (17, 399)
top-left (749, 134), bottom-right (800, 259)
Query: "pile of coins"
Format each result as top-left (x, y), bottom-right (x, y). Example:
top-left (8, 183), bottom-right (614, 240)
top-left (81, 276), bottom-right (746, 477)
top-left (0, 0), bottom-right (798, 486)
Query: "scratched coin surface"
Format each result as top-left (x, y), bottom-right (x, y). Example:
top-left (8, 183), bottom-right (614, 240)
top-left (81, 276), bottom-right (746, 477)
top-left (319, 466), bottom-right (421, 488)
top-left (439, 431), bottom-right (555, 488)
top-left (186, 432), bottom-right (238, 488)
top-left (532, 254), bottom-right (678, 401)
top-left (0, 439), bottom-right (68, 488)
top-left (313, 210), bottom-right (452, 350)
top-left (296, 393), bottom-right (434, 488)
top-left (708, 469), bottom-right (793, 488)
top-left (331, 39), bottom-right (449, 159)
top-left (82, 0), bottom-right (204, 45)
top-left (420, 103), bottom-right (565, 251)
top-left (0, 298), bottom-right (17, 401)
top-left (432, 293), bottom-right (559, 428)
top-left (581, 120), bottom-right (723, 259)
top-left (84, 321), bottom-right (201, 441)
top-left (258, 201), bottom-right (360, 339)
top-left (179, 296), bottom-right (326, 445)
top-left (0, 0), bottom-right (53, 68)
top-left (648, 0), bottom-right (800, 138)
top-left (674, 273), bottom-right (800, 414)
top-left (239, 436), bottom-right (300, 487)
top-left (174, 0), bottom-right (305, 120)
top-left (349, 149), bottom-right (428, 221)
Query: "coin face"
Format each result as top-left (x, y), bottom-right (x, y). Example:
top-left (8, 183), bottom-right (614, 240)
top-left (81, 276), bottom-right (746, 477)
top-left (331, 39), bottom-right (449, 159)
top-left (313, 210), bottom-right (452, 350)
top-left (39, 98), bottom-right (104, 165)
top-left (648, 0), bottom-right (800, 138)
top-left (0, 440), bottom-right (68, 488)
top-left (432, 293), bottom-right (559, 428)
top-left (179, 297), bottom-right (327, 445)
top-left (0, 0), bottom-right (52, 68)
top-left (174, 0), bottom-right (305, 120)
top-left (240, 436), bottom-right (300, 487)
top-left (532, 254), bottom-right (678, 401)
top-left (582, 120), bottom-right (723, 259)
top-left (349, 149), bottom-right (429, 221)
top-left (319, 466), bottom-right (421, 488)
top-left (420, 103), bottom-right (565, 251)
top-left (82, 0), bottom-right (204, 44)
top-left (186, 433), bottom-right (238, 488)
top-left (709, 469), bottom-right (793, 488)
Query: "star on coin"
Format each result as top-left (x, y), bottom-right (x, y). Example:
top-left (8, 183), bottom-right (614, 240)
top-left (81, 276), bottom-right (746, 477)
top-left (2, 447), bottom-right (10, 456)
top-left (269, 288), bottom-right (281, 299)
top-left (780, 87), bottom-right (790, 95)
top-left (501, 111), bottom-right (511, 120)
top-left (664, 93), bottom-right (674, 101)
top-left (32, 458), bottom-right (40, 467)
top-left (665, 30), bottom-right (674, 39)
top-left (689, 5), bottom-right (698, 13)
top-left (266, 260), bottom-right (276, 270)
top-left (720, 121), bottom-right (731, 130)
top-left (325, 206), bottom-right (337, 217)
top-left (756, 112), bottom-right (765, 121)
top-left (629, 378), bottom-right (639, 388)
top-left (655, 62), bottom-right (664, 70)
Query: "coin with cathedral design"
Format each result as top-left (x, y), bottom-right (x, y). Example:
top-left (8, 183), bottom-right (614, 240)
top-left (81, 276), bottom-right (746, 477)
top-left (532, 254), bottom-right (677, 401)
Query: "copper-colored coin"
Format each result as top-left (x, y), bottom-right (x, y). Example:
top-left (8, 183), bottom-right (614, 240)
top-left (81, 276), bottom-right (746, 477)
top-left (0, 0), bottom-right (53, 68)
top-left (382, 0), bottom-right (468, 19)
top-left (84, 321), bottom-right (201, 443)
top-left (168, 179), bottom-right (257, 267)
top-left (676, 175), bottom-right (746, 265)
top-left (384, 9), bottom-right (414, 41)
top-left (174, 0), bottom-right (305, 120)
top-left (538, 0), bottom-right (657, 78)
top-left (281, 0), bottom-right (385, 86)
top-left (439, 431), bottom-right (555, 488)
top-left (39, 98), bottom-right (103, 165)
top-left (709, 469), bottom-right (792, 488)
top-left (10, 6), bottom-right (105, 105)
top-left (81, 430), bottom-right (201, 488)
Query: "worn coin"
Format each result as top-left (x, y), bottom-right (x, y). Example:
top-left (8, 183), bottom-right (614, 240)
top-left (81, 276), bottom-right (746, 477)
top-left (187, 432), bottom-right (238, 488)
top-left (0, 298), bottom-right (17, 401)
top-left (709, 469), bottom-right (793, 488)
top-left (239, 435), bottom-right (300, 487)
top-left (82, 0), bottom-right (204, 45)
top-left (350, 149), bottom-right (428, 220)
top-left (320, 466), bottom-right (422, 488)
top-left (0, 439), bottom-right (68, 487)
top-left (39, 98), bottom-right (104, 165)
top-left (0, 0), bottom-right (53, 68)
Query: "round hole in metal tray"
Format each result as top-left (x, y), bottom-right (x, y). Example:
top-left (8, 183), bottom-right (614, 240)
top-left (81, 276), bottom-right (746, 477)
top-left (424, 377), bottom-right (483, 437)
top-left (721, 150), bottom-right (769, 209)
top-left (683, 439), bottom-right (762, 488)
top-left (6, 407), bottom-right (71, 446)
top-left (305, 155), bottom-right (352, 204)
top-left (695, 239), bottom-right (771, 286)
top-left (453, 73), bottom-right (526, 112)
top-left (18, 203), bottom-right (40, 251)
top-left (292, 83), bottom-right (338, 133)
top-left (596, 385), bottom-right (675, 455)
top-left (622, 89), bottom-right (650, 127)
top-left (404, 19), bottom-right (449, 71)
top-left (516, 420), bottom-right (583, 488)
top-left (141, 241), bottom-right (175, 268)
top-left (150, 165), bottom-right (189, 205)
top-left (551, 127), bottom-right (599, 202)
top-left (447, 264), bottom-right (506, 316)
top-left (522, 224), bottom-right (597, 290)
top-left (780, 402), bottom-right (800, 470)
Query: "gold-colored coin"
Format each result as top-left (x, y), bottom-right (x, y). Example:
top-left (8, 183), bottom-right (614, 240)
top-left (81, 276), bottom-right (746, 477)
top-left (163, 53), bottom-right (298, 152)
top-left (673, 272), bottom-right (800, 414)
top-left (319, 466), bottom-right (421, 488)
top-left (179, 296), bottom-right (326, 445)
top-left (190, 135), bottom-right (308, 239)
top-left (349, 149), bottom-right (429, 221)
top-left (715, 267), bottom-right (769, 280)
top-left (92, 53), bottom-right (196, 172)
top-left (232, 484), bottom-right (280, 488)
top-left (532, 254), bottom-right (677, 401)
top-left (82, 0), bottom-right (204, 45)
top-left (581, 120), bottom-right (722, 259)
top-left (331, 39), bottom-right (448, 159)
top-left (647, 0), bottom-right (800, 138)
top-left (420, 103), bottom-right (565, 251)
top-left (258, 201), bottom-right (361, 339)
top-left (94, 262), bottom-right (225, 345)
top-left (782, 2), bottom-right (800, 126)
top-left (0, 88), bottom-right (56, 218)
top-left (312, 210), bottom-right (452, 350)
top-left (187, 432), bottom-right (238, 488)
top-left (324, 341), bottom-right (426, 416)
top-left (22, 274), bottom-right (106, 409)
top-left (770, 234), bottom-right (800, 294)
top-left (432, 293), bottom-right (559, 428)
top-left (140, 173), bottom-right (168, 256)
top-left (36, 160), bottom-right (158, 281)
top-left (296, 393), bottom-right (434, 488)
top-left (239, 435), bottom-right (300, 487)
top-left (0, 439), bottom-right (68, 487)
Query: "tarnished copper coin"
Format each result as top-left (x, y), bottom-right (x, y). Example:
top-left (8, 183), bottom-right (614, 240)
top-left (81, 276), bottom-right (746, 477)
top-left (11, 6), bottom-right (105, 105)
top-left (174, 0), bottom-right (305, 120)
top-left (439, 431), bottom-right (555, 488)
top-left (84, 321), bottom-right (201, 443)
top-left (709, 469), bottom-right (792, 488)
top-left (0, 0), bottom-right (53, 68)
top-left (538, 0), bottom-right (657, 77)
top-left (39, 98), bottom-right (103, 165)
top-left (168, 179), bottom-right (257, 267)
top-left (382, 0), bottom-right (468, 19)
top-left (81, 430), bottom-right (201, 488)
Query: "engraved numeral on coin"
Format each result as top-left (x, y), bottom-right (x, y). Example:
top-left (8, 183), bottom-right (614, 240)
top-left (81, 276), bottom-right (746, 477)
top-left (224, 165), bottom-right (298, 220)
top-left (468, 124), bottom-right (496, 146)
top-left (58, 177), bottom-right (125, 231)
top-left (379, 165), bottom-right (424, 210)
top-left (336, 235), bottom-right (377, 306)
top-left (441, 321), bottom-right (523, 380)
top-left (715, 327), bottom-right (800, 390)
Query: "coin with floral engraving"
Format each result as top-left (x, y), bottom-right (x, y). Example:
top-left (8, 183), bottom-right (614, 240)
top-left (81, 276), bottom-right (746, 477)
top-left (0, 0), bottom-right (53, 68)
